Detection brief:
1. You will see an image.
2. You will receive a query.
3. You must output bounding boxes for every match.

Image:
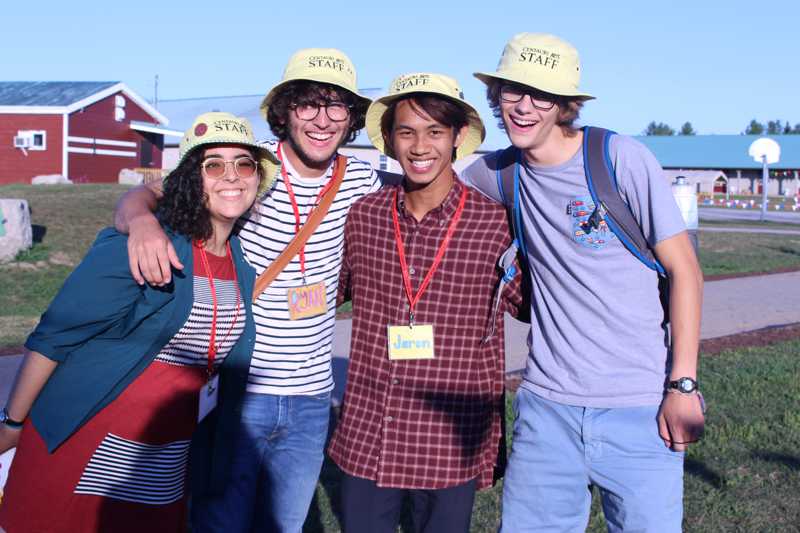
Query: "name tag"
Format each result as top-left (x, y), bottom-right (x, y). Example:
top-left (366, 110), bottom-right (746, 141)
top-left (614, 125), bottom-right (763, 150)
top-left (287, 282), bottom-right (328, 320)
top-left (198, 374), bottom-right (219, 423)
top-left (387, 324), bottom-right (435, 360)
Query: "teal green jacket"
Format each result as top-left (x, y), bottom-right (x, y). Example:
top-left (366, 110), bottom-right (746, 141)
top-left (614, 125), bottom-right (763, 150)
top-left (26, 227), bottom-right (256, 496)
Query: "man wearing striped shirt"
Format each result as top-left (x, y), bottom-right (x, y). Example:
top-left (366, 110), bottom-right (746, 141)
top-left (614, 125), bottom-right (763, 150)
top-left (115, 48), bottom-right (379, 532)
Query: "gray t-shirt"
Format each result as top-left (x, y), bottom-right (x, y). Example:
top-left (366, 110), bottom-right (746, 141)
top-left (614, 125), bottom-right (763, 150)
top-left (462, 134), bottom-right (686, 407)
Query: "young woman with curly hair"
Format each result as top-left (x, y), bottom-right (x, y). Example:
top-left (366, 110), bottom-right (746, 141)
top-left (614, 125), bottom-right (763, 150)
top-left (0, 112), bottom-right (279, 533)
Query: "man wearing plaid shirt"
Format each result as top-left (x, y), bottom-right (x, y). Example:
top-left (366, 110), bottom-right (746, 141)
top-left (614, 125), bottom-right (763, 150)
top-left (328, 73), bottom-right (523, 533)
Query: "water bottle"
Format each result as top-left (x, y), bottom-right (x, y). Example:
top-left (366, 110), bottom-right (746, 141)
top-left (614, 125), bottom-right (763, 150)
top-left (671, 176), bottom-right (698, 251)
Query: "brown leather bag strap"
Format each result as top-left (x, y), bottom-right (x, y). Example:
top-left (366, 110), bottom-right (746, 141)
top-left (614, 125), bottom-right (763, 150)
top-left (252, 155), bottom-right (347, 303)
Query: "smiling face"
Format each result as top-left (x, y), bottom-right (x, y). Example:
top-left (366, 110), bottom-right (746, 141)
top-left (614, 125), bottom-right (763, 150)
top-left (201, 145), bottom-right (260, 230)
top-left (387, 99), bottom-right (466, 190)
top-left (281, 88), bottom-right (351, 176)
top-left (499, 90), bottom-right (561, 152)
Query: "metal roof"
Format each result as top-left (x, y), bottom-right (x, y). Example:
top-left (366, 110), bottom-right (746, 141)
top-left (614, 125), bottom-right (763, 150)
top-left (156, 88), bottom-right (383, 146)
top-left (0, 81), bottom-right (119, 106)
top-left (634, 134), bottom-right (800, 170)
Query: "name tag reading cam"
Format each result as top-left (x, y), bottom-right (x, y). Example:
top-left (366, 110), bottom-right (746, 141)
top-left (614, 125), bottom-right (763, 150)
top-left (287, 282), bottom-right (328, 320)
top-left (387, 324), bottom-right (435, 360)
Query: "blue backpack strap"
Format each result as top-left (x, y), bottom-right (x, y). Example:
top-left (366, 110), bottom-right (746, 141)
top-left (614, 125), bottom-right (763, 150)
top-left (495, 147), bottom-right (529, 261)
top-left (582, 126), bottom-right (665, 276)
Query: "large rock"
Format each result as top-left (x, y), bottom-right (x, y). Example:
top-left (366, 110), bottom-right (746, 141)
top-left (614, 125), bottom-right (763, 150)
top-left (118, 168), bottom-right (144, 186)
top-left (0, 199), bottom-right (33, 263)
top-left (31, 174), bottom-right (72, 185)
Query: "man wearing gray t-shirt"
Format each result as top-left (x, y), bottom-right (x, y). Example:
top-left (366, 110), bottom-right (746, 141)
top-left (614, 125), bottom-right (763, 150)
top-left (462, 33), bottom-right (705, 532)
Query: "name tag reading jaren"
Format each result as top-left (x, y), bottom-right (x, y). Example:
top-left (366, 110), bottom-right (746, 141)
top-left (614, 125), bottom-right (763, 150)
top-left (287, 282), bottom-right (328, 320)
top-left (387, 324), bottom-right (435, 360)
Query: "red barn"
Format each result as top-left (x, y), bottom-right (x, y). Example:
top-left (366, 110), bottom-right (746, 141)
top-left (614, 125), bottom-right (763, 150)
top-left (0, 82), bottom-right (181, 185)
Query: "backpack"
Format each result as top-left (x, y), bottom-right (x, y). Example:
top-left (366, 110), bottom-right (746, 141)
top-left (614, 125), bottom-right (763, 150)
top-left (495, 126), bottom-right (670, 322)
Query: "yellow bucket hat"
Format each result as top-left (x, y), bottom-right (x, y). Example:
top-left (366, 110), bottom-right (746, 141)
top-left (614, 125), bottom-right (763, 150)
top-left (260, 48), bottom-right (372, 120)
top-left (177, 112), bottom-right (280, 197)
top-left (365, 72), bottom-right (486, 161)
top-left (474, 33), bottom-right (594, 99)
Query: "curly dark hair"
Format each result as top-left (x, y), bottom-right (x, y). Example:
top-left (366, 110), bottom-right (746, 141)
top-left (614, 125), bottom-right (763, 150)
top-left (155, 149), bottom-right (214, 242)
top-left (486, 79), bottom-right (585, 136)
top-left (266, 80), bottom-right (367, 144)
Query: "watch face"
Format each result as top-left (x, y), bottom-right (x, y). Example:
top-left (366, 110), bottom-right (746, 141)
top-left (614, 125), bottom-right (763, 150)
top-left (678, 378), bottom-right (696, 393)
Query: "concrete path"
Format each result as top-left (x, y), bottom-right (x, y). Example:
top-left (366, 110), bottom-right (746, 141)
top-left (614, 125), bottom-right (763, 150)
top-left (699, 207), bottom-right (800, 224)
top-left (700, 226), bottom-right (800, 235)
top-left (3, 271), bottom-right (799, 406)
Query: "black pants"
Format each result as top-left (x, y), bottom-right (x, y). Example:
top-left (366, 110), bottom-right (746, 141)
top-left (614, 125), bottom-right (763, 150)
top-left (340, 473), bottom-right (477, 533)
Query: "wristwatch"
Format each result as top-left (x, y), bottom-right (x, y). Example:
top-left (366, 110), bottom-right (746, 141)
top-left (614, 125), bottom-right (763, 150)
top-left (0, 407), bottom-right (24, 429)
top-left (666, 377), bottom-right (698, 394)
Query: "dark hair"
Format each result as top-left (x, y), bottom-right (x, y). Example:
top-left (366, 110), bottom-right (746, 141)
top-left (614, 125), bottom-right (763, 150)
top-left (156, 149), bottom-right (213, 242)
top-left (486, 80), bottom-right (584, 136)
top-left (379, 95), bottom-right (470, 161)
top-left (267, 80), bottom-right (367, 144)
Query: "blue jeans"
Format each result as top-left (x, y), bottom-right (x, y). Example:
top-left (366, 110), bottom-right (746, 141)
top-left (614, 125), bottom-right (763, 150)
top-left (500, 388), bottom-right (684, 533)
top-left (192, 391), bottom-right (331, 533)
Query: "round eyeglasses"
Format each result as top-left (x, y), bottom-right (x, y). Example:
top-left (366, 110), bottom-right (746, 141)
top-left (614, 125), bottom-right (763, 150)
top-left (290, 101), bottom-right (352, 122)
top-left (201, 156), bottom-right (258, 179)
top-left (499, 85), bottom-right (557, 111)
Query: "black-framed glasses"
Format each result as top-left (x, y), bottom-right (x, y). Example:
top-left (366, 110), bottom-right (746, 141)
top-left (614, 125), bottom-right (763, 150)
top-left (499, 84), bottom-right (557, 111)
top-left (290, 101), bottom-right (352, 122)
top-left (201, 156), bottom-right (259, 179)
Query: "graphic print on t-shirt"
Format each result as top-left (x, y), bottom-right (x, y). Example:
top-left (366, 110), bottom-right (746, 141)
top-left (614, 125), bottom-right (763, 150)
top-left (567, 196), bottom-right (616, 250)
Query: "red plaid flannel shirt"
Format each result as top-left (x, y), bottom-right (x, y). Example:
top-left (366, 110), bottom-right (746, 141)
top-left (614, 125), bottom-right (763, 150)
top-left (328, 179), bottom-right (523, 489)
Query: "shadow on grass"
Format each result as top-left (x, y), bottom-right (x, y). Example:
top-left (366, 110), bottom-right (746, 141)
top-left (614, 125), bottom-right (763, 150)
top-left (32, 224), bottom-right (47, 243)
top-left (685, 458), bottom-right (724, 489)
top-left (765, 245), bottom-right (800, 257)
top-left (752, 451), bottom-right (800, 470)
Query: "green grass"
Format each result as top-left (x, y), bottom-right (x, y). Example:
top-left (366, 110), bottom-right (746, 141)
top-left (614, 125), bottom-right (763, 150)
top-left (302, 340), bottom-right (800, 532)
top-left (698, 231), bottom-right (800, 276)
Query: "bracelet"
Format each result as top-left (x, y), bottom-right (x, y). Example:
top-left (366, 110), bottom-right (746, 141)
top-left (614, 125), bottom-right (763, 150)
top-left (1, 407), bottom-right (25, 429)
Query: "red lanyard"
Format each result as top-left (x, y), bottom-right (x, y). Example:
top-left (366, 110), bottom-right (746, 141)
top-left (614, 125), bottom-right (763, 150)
top-left (277, 142), bottom-right (337, 279)
top-left (391, 184), bottom-right (467, 326)
top-left (196, 241), bottom-right (241, 378)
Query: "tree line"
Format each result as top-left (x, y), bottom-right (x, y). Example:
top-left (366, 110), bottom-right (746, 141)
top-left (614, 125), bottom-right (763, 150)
top-left (643, 119), bottom-right (800, 136)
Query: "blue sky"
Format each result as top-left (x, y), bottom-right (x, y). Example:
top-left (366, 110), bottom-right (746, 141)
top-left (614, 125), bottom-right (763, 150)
top-left (3, 0), bottom-right (798, 150)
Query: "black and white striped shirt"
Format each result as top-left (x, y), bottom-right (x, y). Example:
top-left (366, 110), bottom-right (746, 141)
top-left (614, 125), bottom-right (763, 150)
top-left (239, 140), bottom-right (379, 395)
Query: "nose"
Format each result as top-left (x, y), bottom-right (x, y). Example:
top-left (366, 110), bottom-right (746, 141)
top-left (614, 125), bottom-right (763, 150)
top-left (410, 135), bottom-right (430, 155)
top-left (312, 106), bottom-right (333, 128)
top-left (221, 161), bottom-right (242, 181)
top-left (513, 94), bottom-right (536, 113)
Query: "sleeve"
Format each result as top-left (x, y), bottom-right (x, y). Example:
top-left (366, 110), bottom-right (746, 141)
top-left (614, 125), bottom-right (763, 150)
top-left (337, 213), bottom-right (354, 307)
top-left (611, 135), bottom-right (687, 247)
top-left (367, 166), bottom-right (382, 193)
top-left (460, 152), bottom-right (505, 204)
top-left (24, 228), bottom-right (146, 362)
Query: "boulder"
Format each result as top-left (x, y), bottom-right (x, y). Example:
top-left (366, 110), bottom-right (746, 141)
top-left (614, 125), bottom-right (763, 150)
top-left (118, 168), bottom-right (144, 186)
top-left (31, 174), bottom-right (72, 185)
top-left (0, 199), bottom-right (33, 263)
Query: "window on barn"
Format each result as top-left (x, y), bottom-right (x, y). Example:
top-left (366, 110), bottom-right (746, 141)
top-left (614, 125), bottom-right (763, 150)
top-left (16, 130), bottom-right (47, 151)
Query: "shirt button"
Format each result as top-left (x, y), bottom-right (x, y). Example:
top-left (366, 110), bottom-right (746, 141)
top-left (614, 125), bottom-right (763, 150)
top-left (392, 378), bottom-right (400, 385)
top-left (409, 267), bottom-right (416, 275)
top-left (440, 219), bottom-right (446, 226)
top-left (384, 416), bottom-right (393, 422)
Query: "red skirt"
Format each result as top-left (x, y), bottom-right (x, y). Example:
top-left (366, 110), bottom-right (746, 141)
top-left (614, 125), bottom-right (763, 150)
top-left (0, 361), bottom-right (206, 533)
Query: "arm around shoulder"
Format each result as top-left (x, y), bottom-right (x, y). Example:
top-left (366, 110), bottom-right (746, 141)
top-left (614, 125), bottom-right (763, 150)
top-left (113, 179), bottom-right (183, 286)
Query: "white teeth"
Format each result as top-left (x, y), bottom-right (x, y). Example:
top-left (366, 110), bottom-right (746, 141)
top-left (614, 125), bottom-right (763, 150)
top-left (219, 190), bottom-right (242, 197)
top-left (411, 159), bottom-right (434, 169)
top-left (511, 117), bottom-right (536, 127)
top-left (307, 132), bottom-right (333, 141)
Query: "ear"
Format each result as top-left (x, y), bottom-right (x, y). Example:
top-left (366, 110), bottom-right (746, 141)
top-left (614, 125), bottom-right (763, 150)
top-left (383, 132), bottom-right (396, 160)
top-left (452, 124), bottom-right (469, 149)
